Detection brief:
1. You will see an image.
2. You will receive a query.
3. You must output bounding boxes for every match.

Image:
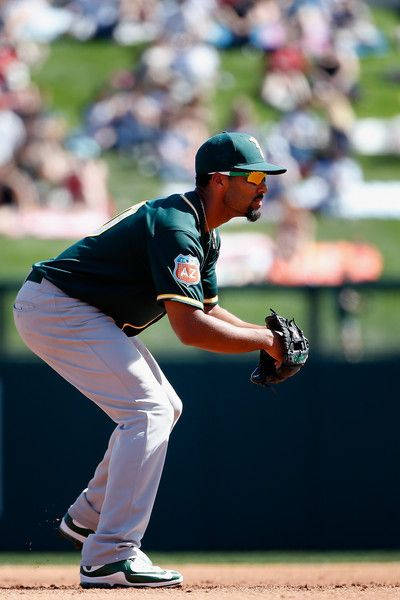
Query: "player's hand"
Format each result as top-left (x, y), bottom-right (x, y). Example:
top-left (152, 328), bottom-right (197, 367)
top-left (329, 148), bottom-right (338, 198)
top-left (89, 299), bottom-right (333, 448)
top-left (264, 328), bottom-right (284, 367)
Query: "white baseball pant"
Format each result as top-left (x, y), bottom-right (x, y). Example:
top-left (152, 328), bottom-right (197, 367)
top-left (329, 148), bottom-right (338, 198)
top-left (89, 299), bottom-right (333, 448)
top-left (13, 278), bottom-right (182, 566)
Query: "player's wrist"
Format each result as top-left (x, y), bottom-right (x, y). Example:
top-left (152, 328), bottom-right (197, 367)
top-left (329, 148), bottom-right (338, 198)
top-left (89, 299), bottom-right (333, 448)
top-left (263, 328), bottom-right (284, 362)
top-left (258, 328), bottom-right (274, 351)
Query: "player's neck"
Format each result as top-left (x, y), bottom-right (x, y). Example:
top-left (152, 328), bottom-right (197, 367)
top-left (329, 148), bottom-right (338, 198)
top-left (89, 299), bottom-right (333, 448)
top-left (196, 187), bottom-right (230, 230)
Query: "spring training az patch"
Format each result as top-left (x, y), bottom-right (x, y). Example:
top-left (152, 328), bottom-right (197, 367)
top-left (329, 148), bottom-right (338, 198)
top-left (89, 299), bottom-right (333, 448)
top-left (173, 254), bottom-right (200, 285)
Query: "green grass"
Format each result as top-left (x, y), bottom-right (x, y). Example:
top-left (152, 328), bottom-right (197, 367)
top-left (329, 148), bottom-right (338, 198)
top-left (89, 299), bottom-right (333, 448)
top-left (357, 8), bottom-right (400, 119)
top-left (105, 152), bottom-right (162, 211)
top-left (358, 154), bottom-right (400, 182)
top-left (1, 551), bottom-right (400, 565)
top-left (213, 47), bottom-right (279, 130)
top-left (1, 238), bottom-right (74, 282)
top-left (32, 39), bottom-right (143, 127)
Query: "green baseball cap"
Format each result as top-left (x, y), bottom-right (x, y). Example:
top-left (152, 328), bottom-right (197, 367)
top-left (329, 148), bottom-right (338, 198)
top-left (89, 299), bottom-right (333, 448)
top-left (195, 131), bottom-right (287, 175)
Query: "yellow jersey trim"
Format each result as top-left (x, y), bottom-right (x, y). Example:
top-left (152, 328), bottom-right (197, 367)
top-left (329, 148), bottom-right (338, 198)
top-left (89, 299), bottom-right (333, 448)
top-left (92, 201), bottom-right (147, 236)
top-left (157, 294), bottom-right (204, 309)
top-left (180, 194), bottom-right (199, 224)
top-left (203, 296), bottom-right (218, 304)
top-left (122, 313), bottom-right (163, 330)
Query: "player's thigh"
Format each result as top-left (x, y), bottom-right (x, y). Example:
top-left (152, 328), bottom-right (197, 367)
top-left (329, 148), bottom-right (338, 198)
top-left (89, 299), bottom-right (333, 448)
top-left (14, 285), bottom-right (172, 423)
top-left (132, 337), bottom-right (183, 422)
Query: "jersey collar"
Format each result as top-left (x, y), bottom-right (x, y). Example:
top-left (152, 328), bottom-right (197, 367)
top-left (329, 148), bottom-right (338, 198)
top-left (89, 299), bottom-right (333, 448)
top-left (182, 190), bottom-right (208, 236)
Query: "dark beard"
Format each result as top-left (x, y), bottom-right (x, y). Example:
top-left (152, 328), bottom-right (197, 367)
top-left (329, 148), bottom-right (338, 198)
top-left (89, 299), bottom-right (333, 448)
top-left (246, 207), bottom-right (262, 222)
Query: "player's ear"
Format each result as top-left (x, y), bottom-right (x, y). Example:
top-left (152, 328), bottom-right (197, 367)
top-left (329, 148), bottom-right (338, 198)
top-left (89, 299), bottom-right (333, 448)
top-left (211, 173), bottom-right (228, 188)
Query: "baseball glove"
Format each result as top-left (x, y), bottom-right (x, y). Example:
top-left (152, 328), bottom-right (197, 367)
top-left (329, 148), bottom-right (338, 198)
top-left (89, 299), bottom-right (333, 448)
top-left (250, 309), bottom-right (309, 386)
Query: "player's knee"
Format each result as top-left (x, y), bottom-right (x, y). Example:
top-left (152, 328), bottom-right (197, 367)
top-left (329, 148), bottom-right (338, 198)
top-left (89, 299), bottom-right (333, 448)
top-left (171, 396), bottom-right (183, 426)
top-left (155, 397), bottom-right (176, 430)
top-left (120, 397), bottom-right (174, 432)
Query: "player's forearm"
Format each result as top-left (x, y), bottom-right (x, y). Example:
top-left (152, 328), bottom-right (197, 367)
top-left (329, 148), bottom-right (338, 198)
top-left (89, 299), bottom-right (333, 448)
top-left (205, 304), bottom-right (265, 329)
top-left (176, 310), bottom-right (274, 354)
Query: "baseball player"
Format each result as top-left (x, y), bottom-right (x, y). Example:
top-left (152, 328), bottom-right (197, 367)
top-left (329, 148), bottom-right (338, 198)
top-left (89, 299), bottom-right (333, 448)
top-left (13, 132), bottom-right (286, 588)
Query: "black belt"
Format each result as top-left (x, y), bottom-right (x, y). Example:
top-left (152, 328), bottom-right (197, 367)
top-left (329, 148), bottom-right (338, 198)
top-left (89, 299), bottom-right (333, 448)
top-left (26, 270), bottom-right (44, 284)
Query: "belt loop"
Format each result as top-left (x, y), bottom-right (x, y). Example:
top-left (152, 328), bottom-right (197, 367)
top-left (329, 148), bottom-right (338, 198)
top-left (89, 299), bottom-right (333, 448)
top-left (26, 270), bottom-right (44, 284)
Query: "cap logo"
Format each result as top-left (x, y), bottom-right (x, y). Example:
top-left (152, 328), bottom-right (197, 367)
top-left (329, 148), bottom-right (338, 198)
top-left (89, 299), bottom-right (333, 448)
top-left (248, 136), bottom-right (265, 158)
top-left (173, 254), bottom-right (200, 285)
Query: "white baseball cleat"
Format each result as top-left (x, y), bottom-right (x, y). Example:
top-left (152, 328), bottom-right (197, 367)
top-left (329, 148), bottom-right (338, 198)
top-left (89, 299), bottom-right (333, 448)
top-left (58, 512), bottom-right (94, 549)
top-left (80, 551), bottom-right (183, 588)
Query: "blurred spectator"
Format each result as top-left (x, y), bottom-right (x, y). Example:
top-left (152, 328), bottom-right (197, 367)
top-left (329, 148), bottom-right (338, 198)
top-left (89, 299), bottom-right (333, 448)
top-left (2, 0), bottom-right (72, 43)
top-left (113, 0), bottom-right (161, 45)
top-left (226, 96), bottom-right (258, 134)
top-left (291, 2), bottom-right (331, 57)
top-left (0, 160), bottom-right (39, 208)
top-left (0, 106), bottom-right (40, 219)
top-left (210, 0), bottom-right (256, 48)
top-left (273, 198), bottom-right (316, 262)
top-left (311, 52), bottom-right (357, 134)
top-left (159, 0), bottom-right (219, 45)
top-left (279, 106), bottom-right (330, 175)
top-left (261, 45), bottom-right (312, 111)
top-left (0, 108), bottom-right (26, 163)
top-left (247, 0), bottom-right (288, 51)
top-left (330, 0), bottom-right (387, 57)
top-left (309, 128), bottom-right (363, 214)
top-left (337, 287), bottom-right (364, 362)
top-left (0, 5), bottom-right (115, 239)
top-left (156, 99), bottom-right (211, 181)
top-left (81, 27), bottom-right (219, 183)
top-left (67, 0), bottom-right (119, 41)
top-left (0, 0), bottom-right (393, 234)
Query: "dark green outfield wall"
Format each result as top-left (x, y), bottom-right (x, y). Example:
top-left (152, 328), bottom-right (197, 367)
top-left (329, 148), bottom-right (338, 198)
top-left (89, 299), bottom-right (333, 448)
top-left (1, 356), bottom-right (399, 551)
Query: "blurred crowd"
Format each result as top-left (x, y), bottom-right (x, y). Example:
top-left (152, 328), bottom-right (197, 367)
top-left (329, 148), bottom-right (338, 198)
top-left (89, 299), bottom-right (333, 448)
top-left (0, 0), bottom-right (396, 238)
top-left (0, 0), bottom-right (394, 359)
top-left (64, 0), bottom-right (389, 211)
top-left (0, 0), bottom-right (114, 237)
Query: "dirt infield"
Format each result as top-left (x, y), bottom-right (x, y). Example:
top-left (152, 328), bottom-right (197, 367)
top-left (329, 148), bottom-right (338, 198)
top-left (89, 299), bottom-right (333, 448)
top-left (2, 562), bottom-right (400, 599)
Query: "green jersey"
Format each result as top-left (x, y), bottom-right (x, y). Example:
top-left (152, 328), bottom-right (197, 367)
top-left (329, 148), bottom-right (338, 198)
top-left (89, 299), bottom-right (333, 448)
top-left (31, 191), bottom-right (220, 336)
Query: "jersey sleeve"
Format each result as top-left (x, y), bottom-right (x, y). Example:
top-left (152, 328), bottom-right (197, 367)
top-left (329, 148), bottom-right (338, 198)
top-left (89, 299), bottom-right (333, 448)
top-left (202, 230), bottom-right (220, 307)
top-left (148, 228), bottom-right (206, 309)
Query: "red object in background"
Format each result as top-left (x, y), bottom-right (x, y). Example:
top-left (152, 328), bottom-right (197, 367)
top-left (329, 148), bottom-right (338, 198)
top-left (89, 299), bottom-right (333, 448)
top-left (0, 44), bottom-right (18, 75)
top-left (269, 46), bottom-right (307, 73)
top-left (0, 44), bottom-right (18, 99)
top-left (268, 241), bottom-right (383, 286)
top-left (343, 242), bottom-right (383, 283)
top-left (64, 173), bottom-right (84, 202)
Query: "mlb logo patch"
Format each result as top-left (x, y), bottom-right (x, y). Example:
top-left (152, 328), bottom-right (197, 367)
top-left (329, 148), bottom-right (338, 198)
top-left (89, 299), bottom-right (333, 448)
top-left (173, 255), bottom-right (200, 285)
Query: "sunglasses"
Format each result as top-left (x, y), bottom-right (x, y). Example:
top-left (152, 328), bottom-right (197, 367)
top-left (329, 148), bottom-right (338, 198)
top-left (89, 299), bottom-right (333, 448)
top-left (208, 171), bottom-right (267, 185)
